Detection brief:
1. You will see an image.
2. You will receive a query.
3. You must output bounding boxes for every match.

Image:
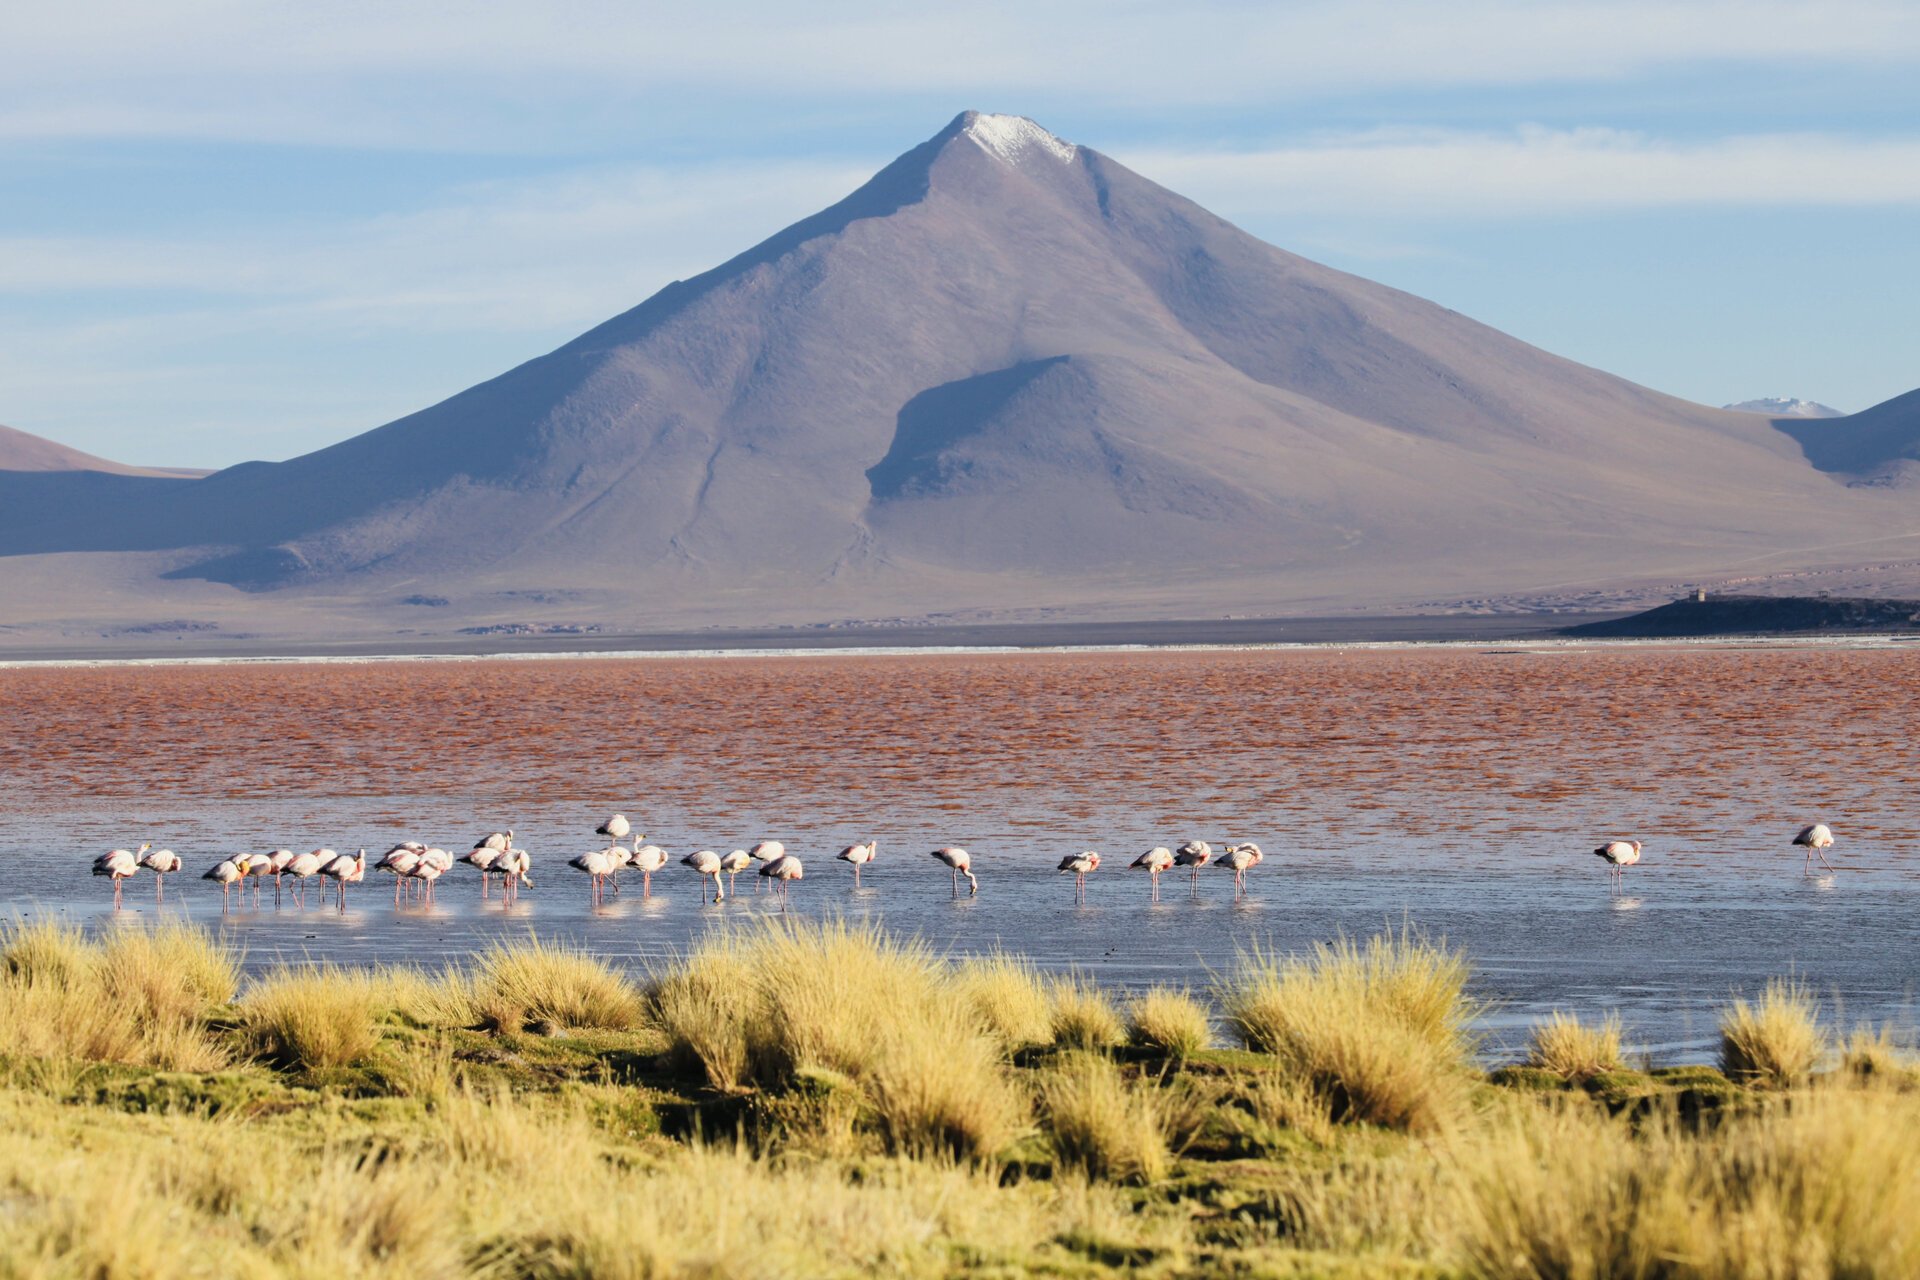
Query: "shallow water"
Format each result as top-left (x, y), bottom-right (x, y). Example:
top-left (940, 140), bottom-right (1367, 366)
top-left (5, 644), bottom-right (1917, 1062)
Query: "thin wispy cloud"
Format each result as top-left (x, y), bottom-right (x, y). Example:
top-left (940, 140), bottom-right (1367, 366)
top-left (1126, 128), bottom-right (1920, 218)
top-left (2, 2), bottom-right (1917, 146)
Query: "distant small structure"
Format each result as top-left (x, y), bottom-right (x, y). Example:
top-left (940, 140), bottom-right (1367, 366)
top-left (1691, 587), bottom-right (1708, 604)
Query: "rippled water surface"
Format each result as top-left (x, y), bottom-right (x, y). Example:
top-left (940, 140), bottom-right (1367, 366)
top-left (5, 643), bottom-right (1918, 1061)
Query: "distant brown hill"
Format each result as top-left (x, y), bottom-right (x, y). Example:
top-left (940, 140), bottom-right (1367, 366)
top-left (0, 423), bottom-right (206, 478)
top-left (1, 111), bottom-right (1917, 644)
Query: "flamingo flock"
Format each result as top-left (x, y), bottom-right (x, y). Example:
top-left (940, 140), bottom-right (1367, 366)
top-left (88, 813), bottom-right (1846, 913)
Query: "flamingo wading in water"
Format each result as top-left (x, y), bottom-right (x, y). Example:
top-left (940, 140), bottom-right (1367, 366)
top-left (1220, 842), bottom-right (1263, 898)
top-left (683, 850), bottom-right (725, 903)
top-left (203, 857), bottom-right (245, 910)
top-left (139, 847), bottom-right (182, 901)
top-left (838, 839), bottom-right (877, 887)
top-left (1792, 823), bottom-right (1836, 873)
top-left (320, 849), bottom-right (365, 913)
top-left (630, 839), bottom-right (668, 898)
top-left (719, 850), bottom-right (753, 897)
top-left (1173, 841), bottom-right (1212, 893)
top-left (747, 841), bottom-right (785, 893)
top-left (1131, 847), bottom-right (1174, 901)
top-left (1594, 839), bottom-right (1642, 891)
top-left (760, 854), bottom-right (803, 910)
top-left (93, 844), bottom-right (147, 909)
top-left (1059, 851), bottom-right (1101, 903)
top-left (496, 847), bottom-right (532, 904)
top-left (931, 847), bottom-right (977, 897)
top-left (570, 845), bottom-right (619, 906)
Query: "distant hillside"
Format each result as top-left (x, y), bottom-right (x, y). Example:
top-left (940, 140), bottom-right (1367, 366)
top-left (0, 423), bottom-right (208, 478)
top-left (1723, 397), bottom-right (1843, 418)
top-left (1564, 594), bottom-right (1920, 638)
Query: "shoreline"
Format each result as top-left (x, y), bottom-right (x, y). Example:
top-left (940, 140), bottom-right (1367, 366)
top-left (4, 607), bottom-right (1919, 669)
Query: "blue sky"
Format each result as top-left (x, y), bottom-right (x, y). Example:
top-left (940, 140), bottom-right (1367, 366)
top-left (3, 1), bottom-right (1916, 469)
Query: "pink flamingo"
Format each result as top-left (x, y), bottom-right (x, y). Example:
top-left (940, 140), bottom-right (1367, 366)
top-left (682, 850), bottom-right (725, 903)
top-left (760, 854), bottom-right (804, 910)
top-left (1173, 840), bottom-right (1212, 892)
top-left (1131, 847), bottom-right (1174, 901)
top-left (138, 847), bottom-right (182, 902)
top-left (1593, 839), bottom-right (1642, 891)
top-left (1792, 823), bottom-right (1836, 872)
top-left (1219, 842), bottom-right (1263, 898)
top-left (1058, 851), bottom-right (1101, 903)
top-left (93, 844), bottom-right (147, 910)
top-left (930, 847), bottom-right (977, 897)
top-left (837, 839), bottom-right (878, 887)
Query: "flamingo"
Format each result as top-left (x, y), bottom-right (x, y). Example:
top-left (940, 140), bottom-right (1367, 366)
top-left (461, 845), bottom-right (504, 897)
top-left (405, 858), bottom-right (443, 903)
top-left (138, 847), bottom-right (182, 901)
top-left (377, 846), bottom-right (424, 904)
top-left (496, 847), bottom-right (533, 904)
top-left (630, 839), bottom-right (669, 898)
top-left (569, 846), bottom-right (619, 905)
top-left (1594, 839), bottom-right (1643, 891)
top-left (1792, 823), bottom-right (1837, 873)
top-left (473, 829), bottom-right (513, 854)
top-left (320, 849), bottom-right (365, 912)
top-left (930, 847), bottom-right (977, 897)
top-left (1173, 840), bottom-right (1212, 892)
top-left (760, 854), bottom-right (804, 910)
top-left (1058, 851), bottom-right (1101, 903)
top-left (93, 844), bottom-right (147, 909)
top-left (203, 857), bottom-right (245, 910)
top-left (283, 849), bottom-right (330, 906)
top-left (1131, 847), bottom-right (1174, 901)
top-left (745, 841), bottom-right (785, 892)
top-left (1220, 842), bottom-right (1263, 898)
top-left (421, 847), bottom-right (455, 873)
top-left (595, 814), bottom-right (632, 842)
top-left (719, 849), bottom-right (753, 897)
top-left (247, 850), bottom-right (287, 905)
top-left (682, 849), bottom-right (725, 903)
top-left (605, 838), bottom-right (639, 895)
top-left (837, 839), bottom-right (878, 887)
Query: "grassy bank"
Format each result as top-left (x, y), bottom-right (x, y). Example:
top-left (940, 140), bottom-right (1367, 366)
top-left (0, 917), bottom-right (1914, 1277)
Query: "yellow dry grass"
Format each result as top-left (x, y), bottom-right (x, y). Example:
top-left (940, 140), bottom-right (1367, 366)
top-left (239, 965), bottom-right (380, 1069)
top-left (1218, 928), bottom-right (1478, 1133)
top-left (1038, 1053), bottom-right (1169, 1183)
top-left (1527, 1010), bottom-right (1624, 1080)
top-left (1050, 973), bottom-right (1126, 1051)
top-left (1126, 986), bottom-right (1212, 1058)
top-left (950, 951), bottom-right (1054, 1051)
top-left (1720, 977), bottom-right (1827, 1087)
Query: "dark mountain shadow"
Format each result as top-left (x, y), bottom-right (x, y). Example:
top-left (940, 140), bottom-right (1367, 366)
top-left (867, 357), bottom-right (1068, 500)
top-left (1772, 387), bottom-right (1920, 474)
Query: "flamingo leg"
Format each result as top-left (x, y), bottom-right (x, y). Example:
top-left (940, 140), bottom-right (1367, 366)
top-left (644, 870), bottom-right (653, 899)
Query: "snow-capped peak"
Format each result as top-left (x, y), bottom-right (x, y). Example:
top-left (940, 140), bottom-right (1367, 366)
top-left (1723, 397), bottom-right (1845, 419)
top-left (962, 113), bottom-right (1077, 166)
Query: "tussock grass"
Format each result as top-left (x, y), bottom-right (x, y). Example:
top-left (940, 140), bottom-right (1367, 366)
top-left (1218, 929), bottom-right (1477, 1133)
top-left (0, 919), bottom-right (230, 1070)
top-left (1050, 973), bottom-right (1126, 1051)
top-left (1126, 986), bottom-right (1212, 1058)
top-left (473, 935), bottom-right (642, 1031)
top-left (950, 951), bottom-right (1054, 1051)
top-left (649, 936), bottom-right (759, 1090)
top-left (1527, 1009), bottom-right (1624, 1080)
top-left (1449, 1089), bottom-right (1920, 1278)
top-left (1, 917), bottom-right (94, 987)
top-left (1842, 1023), bottom-right (1916, 1081)
top-left (1038, 1054), bottom-right (1168, 1183)
top-left (648, 919), bottom-right (1026, 1160)
top-left (1720, 977), bottom-right (1826, 1087)
top-left (239, 966), bottom-right (379, 1069)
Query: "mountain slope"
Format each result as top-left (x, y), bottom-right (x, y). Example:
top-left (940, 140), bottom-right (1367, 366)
top-left (0, 423), bottom-right (206, 477)
top-left (1, 112), bottom-right (1914, 638)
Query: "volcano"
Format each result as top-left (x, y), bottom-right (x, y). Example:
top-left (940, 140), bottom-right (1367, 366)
top-left (3, 111), bottom-right (1915, 642)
